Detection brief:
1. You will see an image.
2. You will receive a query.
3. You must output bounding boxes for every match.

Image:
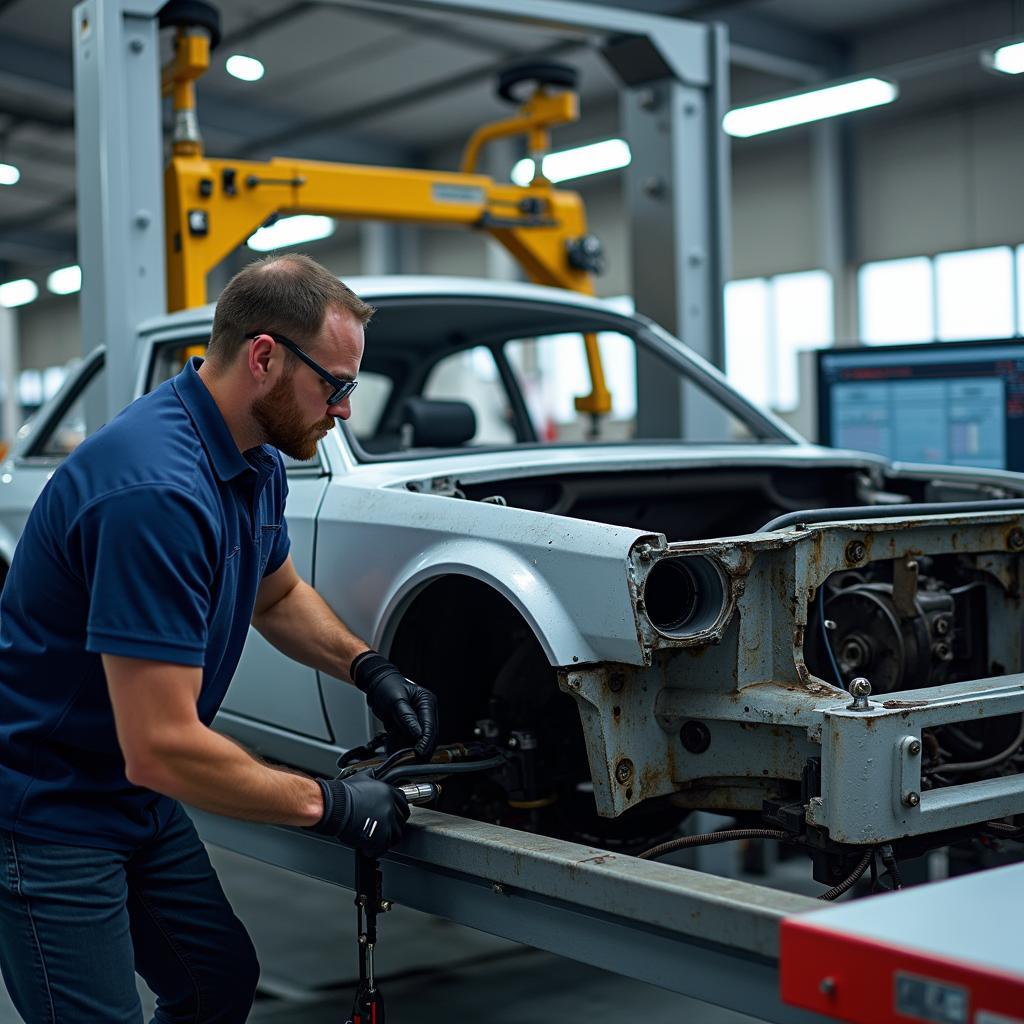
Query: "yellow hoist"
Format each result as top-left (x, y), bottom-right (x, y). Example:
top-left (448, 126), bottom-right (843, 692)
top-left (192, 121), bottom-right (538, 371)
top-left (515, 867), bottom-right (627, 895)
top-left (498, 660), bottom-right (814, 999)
top-left (158, 2), bottom-right (611, 420)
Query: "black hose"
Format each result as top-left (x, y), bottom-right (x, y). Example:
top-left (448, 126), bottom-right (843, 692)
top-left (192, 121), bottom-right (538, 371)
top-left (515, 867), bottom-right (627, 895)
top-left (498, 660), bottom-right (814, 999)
top-left (758, 498), bottom-right (1024, 535)
top-left (637, 827), bottom-right (792, 861)
top-left (370, 747), bottom-right (417, 780)
top-left (379, 753), bottom-right (508, 785)
top-left (927, 714), bottom-right (1024, 777)
top-left (819, 848), bottom-right (874, 901)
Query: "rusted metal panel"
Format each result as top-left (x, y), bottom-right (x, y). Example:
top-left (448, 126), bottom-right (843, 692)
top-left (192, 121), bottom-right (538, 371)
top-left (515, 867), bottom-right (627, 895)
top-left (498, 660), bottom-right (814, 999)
top-left (568, 509), bottom-right (1024, 842)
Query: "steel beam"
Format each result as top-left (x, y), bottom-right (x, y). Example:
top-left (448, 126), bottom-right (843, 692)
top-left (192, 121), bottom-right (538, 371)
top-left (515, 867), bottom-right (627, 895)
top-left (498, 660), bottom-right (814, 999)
top-left (73, 0), bottom-right (166, 416)
top-left (192, 806), bottom-right (831, 1023)
top-left (614, 30), bottom-right (731, 436)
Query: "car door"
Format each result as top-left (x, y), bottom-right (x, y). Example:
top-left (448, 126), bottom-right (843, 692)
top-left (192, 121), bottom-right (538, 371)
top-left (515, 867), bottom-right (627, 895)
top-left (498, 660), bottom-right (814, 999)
top-left (219, 452), bottom-right (332, 740)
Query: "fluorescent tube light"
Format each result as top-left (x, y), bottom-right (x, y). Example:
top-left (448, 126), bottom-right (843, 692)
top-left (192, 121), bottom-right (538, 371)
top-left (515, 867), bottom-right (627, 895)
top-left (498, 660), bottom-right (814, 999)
top-left (0, 163), bottom-right (20, 186)
top-left (723, 78), bottom-right (898, 138)
top-left (226, 54), bottom-right (265, 82)
top-left (247, 215), bottom-right (335, 252)
top-left (511, 139), bottom-right (631, 187)
top-left (47, 265), bottom-right (82, 296)
top-left (991, 41), bottom-right (1024, 74)
top-left (0, 279), bottom-right (38, 308)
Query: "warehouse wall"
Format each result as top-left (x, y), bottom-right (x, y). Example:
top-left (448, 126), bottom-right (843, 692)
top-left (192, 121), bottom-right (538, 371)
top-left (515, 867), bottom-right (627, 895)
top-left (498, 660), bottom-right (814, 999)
top-left (854, 92), bottom-right (1024, 262)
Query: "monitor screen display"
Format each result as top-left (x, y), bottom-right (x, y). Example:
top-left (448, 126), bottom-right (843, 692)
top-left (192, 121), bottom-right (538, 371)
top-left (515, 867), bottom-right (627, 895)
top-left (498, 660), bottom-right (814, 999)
top-left (817, 340), bottom-right (1024, 470)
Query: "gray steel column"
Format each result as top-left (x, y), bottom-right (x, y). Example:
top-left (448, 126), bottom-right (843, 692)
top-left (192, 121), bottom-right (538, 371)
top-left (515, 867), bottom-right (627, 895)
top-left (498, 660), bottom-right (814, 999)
top-left (814, 120), bottom-right (856, 345)
top-left (360, 223), bottom-right (401, 275)
top-left (0, 306), bottom-right (18, 448)
top-left (73, 0), bottom-right (166, 419)
top-left (611, 25), bottom-right (731, 439)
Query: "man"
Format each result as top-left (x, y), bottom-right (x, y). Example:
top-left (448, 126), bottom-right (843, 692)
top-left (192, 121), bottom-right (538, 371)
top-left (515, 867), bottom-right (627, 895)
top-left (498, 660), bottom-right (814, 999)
top-left (0, 253), bottom-right (437, 1022)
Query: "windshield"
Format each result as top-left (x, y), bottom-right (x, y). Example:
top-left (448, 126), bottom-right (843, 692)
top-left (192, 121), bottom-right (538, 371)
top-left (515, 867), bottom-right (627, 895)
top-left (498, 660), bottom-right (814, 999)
top-left (345, 297), bottom-right (795, 459)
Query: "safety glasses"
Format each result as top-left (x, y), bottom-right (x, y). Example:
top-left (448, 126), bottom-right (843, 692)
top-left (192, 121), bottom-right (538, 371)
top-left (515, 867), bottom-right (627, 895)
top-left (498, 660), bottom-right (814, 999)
top-left (249, 331), bottom-right (358, 406)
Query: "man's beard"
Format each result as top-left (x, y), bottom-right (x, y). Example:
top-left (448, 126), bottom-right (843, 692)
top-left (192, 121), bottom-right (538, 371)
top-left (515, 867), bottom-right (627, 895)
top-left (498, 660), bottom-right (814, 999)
top-left (251, 371), bottom-right (334, 461)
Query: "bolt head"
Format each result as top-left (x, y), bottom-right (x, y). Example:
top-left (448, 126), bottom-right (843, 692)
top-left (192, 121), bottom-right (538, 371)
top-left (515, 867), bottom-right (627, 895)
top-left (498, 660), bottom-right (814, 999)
top-left (818, 977), bottom-right (837, 997)
top-left (1009, 527), bottom-right (1024, 550)
top-left (492, 883), bottom-right (505, 895)
top-left (845, 540), bottom-right (867, 564)
top-left (904, 791), bottom-right (920, 807)
top-left (615, 759), bottom-right (634, 785)
top-left (849, 677), bottom-right (872, 698)
top-left (909, 740), bottom-right (922, 756)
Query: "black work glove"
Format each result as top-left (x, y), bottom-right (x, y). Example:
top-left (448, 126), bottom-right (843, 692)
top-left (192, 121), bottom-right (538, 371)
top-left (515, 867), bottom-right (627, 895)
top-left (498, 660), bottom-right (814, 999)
top-left (310, 774), bottom-right (410, 858)
top-left (351, 651), bottom-right (438, 760)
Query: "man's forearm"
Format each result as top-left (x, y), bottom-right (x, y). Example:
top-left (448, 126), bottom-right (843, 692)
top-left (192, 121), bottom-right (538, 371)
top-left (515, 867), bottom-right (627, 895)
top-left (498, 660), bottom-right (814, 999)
top-left (131, 721), bottom-right (324, 826)
top-left (253, 578), bottom-right (369, 681)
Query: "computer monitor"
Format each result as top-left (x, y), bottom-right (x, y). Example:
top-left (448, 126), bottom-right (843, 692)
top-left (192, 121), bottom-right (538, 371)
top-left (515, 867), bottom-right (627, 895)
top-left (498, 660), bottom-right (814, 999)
top-left (817, 339), bottom-right (1024, 471)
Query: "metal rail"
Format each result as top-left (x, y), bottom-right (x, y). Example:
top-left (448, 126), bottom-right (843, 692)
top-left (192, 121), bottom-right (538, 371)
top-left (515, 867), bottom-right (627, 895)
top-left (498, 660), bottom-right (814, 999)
top-left (191, 807), bottom-right (833, 1023)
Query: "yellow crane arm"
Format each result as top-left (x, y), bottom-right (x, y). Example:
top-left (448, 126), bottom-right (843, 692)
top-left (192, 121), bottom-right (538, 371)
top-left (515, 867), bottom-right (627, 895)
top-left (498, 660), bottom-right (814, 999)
top-left (162, 26), bottom-right (611, 417)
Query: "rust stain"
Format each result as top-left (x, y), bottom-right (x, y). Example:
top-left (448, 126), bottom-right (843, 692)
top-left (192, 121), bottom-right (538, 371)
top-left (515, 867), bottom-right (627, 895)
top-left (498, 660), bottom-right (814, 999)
top-left (574, 854), bottom-right (614, 867)
top-left (882, 699), bottom-right (928, 709)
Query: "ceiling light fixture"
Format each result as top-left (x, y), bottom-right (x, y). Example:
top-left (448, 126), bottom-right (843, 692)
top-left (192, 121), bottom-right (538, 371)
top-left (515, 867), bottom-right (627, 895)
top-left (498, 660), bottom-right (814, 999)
top-left (225, 54), bottom-right (265, 82)
top-left (47, 265), bottom-right (82, 296)
top-left (987, 41), bottom-right (1024, 74)
top-left (511, 139), bottom-right (631, 187)
top-left (0, 163), bottom-right (20, 186)
top-left (723, 77), bottom-right (899, 138)
top-left (0, 279), bottom-right (39, 308)
top-left (247, 215), bottom-right (335, 252)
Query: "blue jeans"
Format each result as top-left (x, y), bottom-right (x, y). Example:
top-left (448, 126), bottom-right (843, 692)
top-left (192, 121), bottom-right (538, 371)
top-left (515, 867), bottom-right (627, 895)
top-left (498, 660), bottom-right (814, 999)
top-left (0, 803), bottom-right (259, 1023)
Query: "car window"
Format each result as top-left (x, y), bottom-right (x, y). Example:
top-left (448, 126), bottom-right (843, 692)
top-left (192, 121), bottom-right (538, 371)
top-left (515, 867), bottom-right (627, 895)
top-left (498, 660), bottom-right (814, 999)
top-left (422, 346), bottom-right (516, 445)
top-left (346, 371), bottom-right (393, 441)
top-left (36, 360), bottom-right (106, 459)
top-left (504, 331), bottom-right (755, 444)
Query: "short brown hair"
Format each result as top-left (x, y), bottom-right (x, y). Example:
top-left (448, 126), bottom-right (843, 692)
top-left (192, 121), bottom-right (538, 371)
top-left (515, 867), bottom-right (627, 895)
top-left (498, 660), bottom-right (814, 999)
top-left (206, 253), bottom-right (374, 365)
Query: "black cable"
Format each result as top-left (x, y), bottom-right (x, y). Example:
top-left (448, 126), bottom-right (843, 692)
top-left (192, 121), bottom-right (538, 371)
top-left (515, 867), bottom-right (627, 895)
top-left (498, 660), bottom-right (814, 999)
top-left (927, 714), bottom-right (1024, 777)
top-left (818, 585), bottom-right (845, 689)
top-left (378, 753), bottom-right (508, 785)
top-left (880, 844), bottom-right (903, 891)
top-left (819, 848), bottom-right (874, 901)
top-left (637, 827), bottom-right (792, 861)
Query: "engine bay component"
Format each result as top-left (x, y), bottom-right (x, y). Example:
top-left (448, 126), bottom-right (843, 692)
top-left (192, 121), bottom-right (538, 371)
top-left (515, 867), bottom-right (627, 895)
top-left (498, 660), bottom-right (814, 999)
top-left (640, 554), bottom-right (728, 641)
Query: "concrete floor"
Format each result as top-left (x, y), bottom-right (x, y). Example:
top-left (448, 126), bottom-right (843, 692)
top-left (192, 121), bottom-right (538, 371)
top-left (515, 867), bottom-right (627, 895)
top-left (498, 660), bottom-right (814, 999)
top-left (0, 843), bottom-right (770, 1023)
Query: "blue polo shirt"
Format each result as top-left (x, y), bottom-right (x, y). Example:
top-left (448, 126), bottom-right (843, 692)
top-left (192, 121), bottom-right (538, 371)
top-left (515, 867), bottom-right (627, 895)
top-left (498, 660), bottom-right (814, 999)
top-left (0, 357), bottom-right (290, 850)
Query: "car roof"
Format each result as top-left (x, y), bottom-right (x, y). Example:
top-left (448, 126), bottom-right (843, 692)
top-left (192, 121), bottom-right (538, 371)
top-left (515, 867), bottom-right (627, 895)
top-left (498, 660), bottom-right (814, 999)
top-left (136, 276), bottom-right (626, 336)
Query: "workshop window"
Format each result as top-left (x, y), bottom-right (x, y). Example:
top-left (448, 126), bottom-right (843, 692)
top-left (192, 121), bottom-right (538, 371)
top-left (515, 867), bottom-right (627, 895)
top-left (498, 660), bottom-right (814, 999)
top-left (504, 330), bottom-right (638, 443)
top-left (724, 279), bottom-right (771, 409)
top-left (725, 270), bottom-right (834, 412)
top-left (423, 346), bottom-right (515, 445)
top-left (858, 257), bottom-right (934, 345)
top-left (935, 246), bottom-right (1015, 341)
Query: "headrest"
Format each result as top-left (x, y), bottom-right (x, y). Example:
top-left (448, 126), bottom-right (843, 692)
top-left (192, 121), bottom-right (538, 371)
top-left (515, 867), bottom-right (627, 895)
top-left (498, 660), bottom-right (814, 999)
top-left (400, 397), bottom-right (476, 448)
